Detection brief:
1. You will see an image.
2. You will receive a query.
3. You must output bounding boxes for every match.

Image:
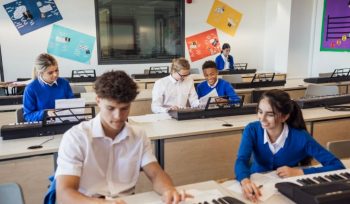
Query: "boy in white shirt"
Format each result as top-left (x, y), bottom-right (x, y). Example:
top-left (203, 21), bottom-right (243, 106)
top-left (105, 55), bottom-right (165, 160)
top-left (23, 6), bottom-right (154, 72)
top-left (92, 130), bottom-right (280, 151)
top-left (56, 71), bottom-right (188, 204)
top-left (151, 58), bottom-right (199, 113)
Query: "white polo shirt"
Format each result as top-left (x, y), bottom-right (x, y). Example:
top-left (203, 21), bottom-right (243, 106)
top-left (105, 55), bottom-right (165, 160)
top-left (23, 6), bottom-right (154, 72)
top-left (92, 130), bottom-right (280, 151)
top-left (55, 114), bottom-right (157, 198)
top-left (263, 123), bottom-right (289, 154)
top-left (151, 75), bottom-right (200, 113)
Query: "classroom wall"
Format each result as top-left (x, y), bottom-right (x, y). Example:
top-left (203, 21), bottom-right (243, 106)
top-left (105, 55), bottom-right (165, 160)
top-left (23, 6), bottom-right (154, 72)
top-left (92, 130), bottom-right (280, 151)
top-left (309, 0), bottom-right (350, 77)
top-left (1, 0), bottom-right (340, 81)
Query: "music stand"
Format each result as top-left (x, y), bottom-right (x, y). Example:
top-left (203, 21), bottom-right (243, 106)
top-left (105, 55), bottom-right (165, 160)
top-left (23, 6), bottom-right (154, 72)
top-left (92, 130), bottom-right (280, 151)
top-left (251, 73), bottom-right (275, 83)
top-left (71, 69), bottom-right (96, 78)
top-left (204, 96), bottom-right (243, 110)
top-left (330, 68), bottom-right (350, 78)
top-left (234, 63), bottom-right (248, 70)
top-left (43, 106), bottom-right (95, 126)
top-left (148, 66), bottom-right (169, 75)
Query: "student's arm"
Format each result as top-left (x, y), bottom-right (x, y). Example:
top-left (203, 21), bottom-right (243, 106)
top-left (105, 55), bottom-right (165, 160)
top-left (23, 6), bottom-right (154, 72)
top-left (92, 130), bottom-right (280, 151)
top-left (215, 55), bottom-right (224, 70)
top-left (143, 162), bottom-right (188, 204)
top-left (228, 55), bottom-right (234, 70)
top-left (188, 81), bottom-right (200, 108)
top-left (151, 81), bottom-right (168, 113)
top-left (23, 85), bottom-right (46, 121)
top-left (65, 80), bottom-right (75, 98)
top-left (56, 175), bottom-right (125, 204)
top-left (224, 81), bottom-right (240, 103)
top-left (302, 134), bottom-right (345, 174)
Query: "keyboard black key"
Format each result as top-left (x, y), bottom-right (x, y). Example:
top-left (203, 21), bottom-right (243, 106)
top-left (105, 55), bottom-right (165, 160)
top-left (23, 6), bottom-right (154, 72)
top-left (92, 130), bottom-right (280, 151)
top-left (313, 176), bottom-right (329, 183)
top-left (297, 179), bottom-right (309, 186)
top-left (340, 172), bottom-right (350, 179)
top-left (305, 178), bottom-right (317, 185)
top-left (220, 196), bottom-right (246, 204)
top-left (212, 199), bottom-right (221, 204)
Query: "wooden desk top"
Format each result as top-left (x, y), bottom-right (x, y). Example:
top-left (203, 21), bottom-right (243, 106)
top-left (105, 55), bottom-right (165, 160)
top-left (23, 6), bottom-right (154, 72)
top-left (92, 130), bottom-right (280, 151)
top-left (0, 135), bottom-right (62, 160)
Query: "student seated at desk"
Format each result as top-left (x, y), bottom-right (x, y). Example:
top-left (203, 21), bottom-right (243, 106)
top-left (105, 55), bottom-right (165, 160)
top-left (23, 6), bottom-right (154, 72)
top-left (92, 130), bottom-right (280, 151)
top-left (151, 58), bottom-right (199, 113)
top-left (215, 43), bottom-right (234, 70)
top-left (23, 53), bottom-right (74, 122)
top-left (234, 89), bottom-right (345, 202)
top-left (55, 71), bottom-right (188, 204)
top-left (196, 60), bottom-right (240, 104)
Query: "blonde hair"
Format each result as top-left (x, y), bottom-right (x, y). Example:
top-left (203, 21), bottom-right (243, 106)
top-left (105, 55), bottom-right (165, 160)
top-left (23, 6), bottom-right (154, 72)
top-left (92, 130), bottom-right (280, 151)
top-left (32, 53), bottom-right (58, 79)
top-left (171, 57), bottom-right (190, 73)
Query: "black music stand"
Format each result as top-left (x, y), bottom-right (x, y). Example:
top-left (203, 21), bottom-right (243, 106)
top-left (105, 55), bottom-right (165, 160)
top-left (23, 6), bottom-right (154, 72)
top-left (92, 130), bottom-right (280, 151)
top-left (330, 68), bottom-right (350, 78)
top-left (43, 106), bottom-right (95, 125)
top-left (71, 69), bottom-right (96, 78)
top-left (234, 63), bottom-right (248, 70)
top-left (204, 95), bottom-right (244, 110)
top-left (148, 66), bottom-right (169, 75)
top-left (251, 73), bottom-right (275, 83)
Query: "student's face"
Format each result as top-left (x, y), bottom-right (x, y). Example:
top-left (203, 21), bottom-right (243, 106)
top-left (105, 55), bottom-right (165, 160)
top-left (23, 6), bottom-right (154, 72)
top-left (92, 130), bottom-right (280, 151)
top-left (257, 98), bottom-right (288, 133)
top-left (96, 97), bottom-right (131, 137)
top-left (222, 48), bottom-right (230, 56)
top-left (172, 69), bottom-right (190, 81)
top-left (41, 65), bottom-right (59, 84)
top-left (203, 67), bottom-right (218, 86)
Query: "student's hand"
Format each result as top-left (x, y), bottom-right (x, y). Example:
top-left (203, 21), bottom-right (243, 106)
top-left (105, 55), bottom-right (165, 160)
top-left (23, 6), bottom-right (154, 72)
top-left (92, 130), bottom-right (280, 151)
top-left (47, 110), bottom-right (56, 117)
top-left (168, 106), bottom-right (179, 111)
top-left (240, 178), bottom-right (261, 203)
top-left (162, 189), bottom-right (193, 204)
top-left (276, 166), bottom-right (304, 178)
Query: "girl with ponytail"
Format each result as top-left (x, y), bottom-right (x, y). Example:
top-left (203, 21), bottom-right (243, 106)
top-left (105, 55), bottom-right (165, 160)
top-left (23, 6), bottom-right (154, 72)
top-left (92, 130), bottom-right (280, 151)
top-left (234, 89), bottom-right (344, 202)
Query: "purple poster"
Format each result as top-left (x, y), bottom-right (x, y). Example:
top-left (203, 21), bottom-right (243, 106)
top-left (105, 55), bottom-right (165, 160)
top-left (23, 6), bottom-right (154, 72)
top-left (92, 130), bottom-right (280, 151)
top-left (321, 0), bottom-right (350, 51)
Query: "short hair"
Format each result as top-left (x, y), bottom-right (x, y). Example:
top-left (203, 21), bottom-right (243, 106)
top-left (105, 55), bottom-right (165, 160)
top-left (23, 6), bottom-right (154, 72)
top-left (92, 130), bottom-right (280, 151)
top-left (33, 53), bottom-right (58, 79)
top-left (94, 70), bottom-right (139, 103)
top-left (171, 57), bottom-right (190, 72)
top-left (202, 60), bottom-right (217, 70)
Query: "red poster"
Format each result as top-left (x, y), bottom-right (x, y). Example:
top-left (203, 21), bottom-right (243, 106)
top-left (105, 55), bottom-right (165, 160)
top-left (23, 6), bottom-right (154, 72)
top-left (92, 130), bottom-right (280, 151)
top-left (186, 28), bottom-right (221, 62)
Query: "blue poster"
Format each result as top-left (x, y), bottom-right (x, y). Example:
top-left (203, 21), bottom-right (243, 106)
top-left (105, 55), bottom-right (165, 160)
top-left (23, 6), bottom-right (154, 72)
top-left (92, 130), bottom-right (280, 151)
top-left (47, 24), bottom-right (95, 64)
top-left (3, 0), bottom-right (63, 35)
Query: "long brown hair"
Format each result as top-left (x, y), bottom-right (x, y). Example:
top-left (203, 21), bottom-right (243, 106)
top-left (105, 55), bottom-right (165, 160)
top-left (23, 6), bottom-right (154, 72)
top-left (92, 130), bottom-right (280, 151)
top-left (259, 89), bottom-right (306, 130)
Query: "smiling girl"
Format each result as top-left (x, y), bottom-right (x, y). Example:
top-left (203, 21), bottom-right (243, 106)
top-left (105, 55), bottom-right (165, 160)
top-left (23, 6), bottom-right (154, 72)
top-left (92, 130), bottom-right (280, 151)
top-left (234, 89), bottom-right (345, 202)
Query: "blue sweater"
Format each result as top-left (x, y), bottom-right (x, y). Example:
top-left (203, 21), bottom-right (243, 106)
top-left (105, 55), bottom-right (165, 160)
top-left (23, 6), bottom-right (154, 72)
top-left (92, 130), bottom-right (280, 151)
top-left (235, 121), bottom-right (345, 182)
top-left (215, 54), bottom-right (234, 70)
top-left (196, 78), bottom-right (240, 103)
top-left (23, 77), bottom-right (74, 122)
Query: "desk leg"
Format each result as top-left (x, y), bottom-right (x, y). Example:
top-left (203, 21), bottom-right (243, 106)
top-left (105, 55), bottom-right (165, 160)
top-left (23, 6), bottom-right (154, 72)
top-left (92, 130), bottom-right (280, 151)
top-left (155, 140), bottom-right (164, 169)
top-left (53, 152), bottom-right (58, 171)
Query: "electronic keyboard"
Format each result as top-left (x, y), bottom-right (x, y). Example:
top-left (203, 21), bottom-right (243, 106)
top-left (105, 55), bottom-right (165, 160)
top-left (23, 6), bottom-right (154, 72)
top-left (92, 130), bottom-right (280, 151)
top-left (276, 169), bottom-right (350, 204)
top-left (0, 95), bottom-right (23, 105)
top-left (295, 94), bottom-right (350, 109)
top-left (231, 80), bottom-right (286, 89)
top-left (218, 69), bottom-right (257, 75)
top-left (131, 73), bottom-right (169, 79)
top-left (304, 76), bottom-right (350, 84)
top-left (168, 104), bottom-right (257, 120)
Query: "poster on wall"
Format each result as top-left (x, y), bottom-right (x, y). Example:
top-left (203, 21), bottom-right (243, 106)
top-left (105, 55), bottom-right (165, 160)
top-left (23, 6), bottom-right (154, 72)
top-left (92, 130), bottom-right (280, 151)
top-left (3, 0), bottom-right (62, 35)
top-left (321, 0), bottom-right (350, 51)
top-left (47, 24), bottom-right (95, 64)
top-left (185, 28), bottom-right (221, 62)
top-left (206, 0), bottom-right (242, 36)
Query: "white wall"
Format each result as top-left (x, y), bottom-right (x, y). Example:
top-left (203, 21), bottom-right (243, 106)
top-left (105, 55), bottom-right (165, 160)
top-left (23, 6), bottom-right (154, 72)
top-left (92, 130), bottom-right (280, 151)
top-left (287, 0), bottom-right (316, 79)
top-left (309, 0), bottom-right (350, 77)
top-left (0, 0), bottom-right (288, 81)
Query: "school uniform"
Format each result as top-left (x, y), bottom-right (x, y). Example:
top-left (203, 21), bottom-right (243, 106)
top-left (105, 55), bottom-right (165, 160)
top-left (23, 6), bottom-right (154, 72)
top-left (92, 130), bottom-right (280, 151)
top-left (235, 121), bottom-right (345, 182)
top-left (55, 114), bottom-right (157, 198)
top-left (151, 75), bottom-right (199, 113)
top-left (215, 54), bottom-right (234, 70)
top-left (196, 78), bottom-right (240, 103)
top-left (23, 77), bottom-right (74, 122)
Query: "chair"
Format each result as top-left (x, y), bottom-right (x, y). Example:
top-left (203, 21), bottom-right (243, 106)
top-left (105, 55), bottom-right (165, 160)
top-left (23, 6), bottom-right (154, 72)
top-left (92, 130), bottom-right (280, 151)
top-left (221, 75), bottom-right (243, 83)
top-left (304, 84), bottom-right (339, 98)
top-left (0, 182), bottom-right (25, 204)
top-left (16, 108), bottom-right (24, 123)
top-left (327, 140), bottom-right (350, 159)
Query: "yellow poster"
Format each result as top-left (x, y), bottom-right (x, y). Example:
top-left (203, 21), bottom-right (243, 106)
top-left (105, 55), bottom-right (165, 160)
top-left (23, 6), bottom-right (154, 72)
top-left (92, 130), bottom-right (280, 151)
top-left (207, 0), bottom-right (242, 36)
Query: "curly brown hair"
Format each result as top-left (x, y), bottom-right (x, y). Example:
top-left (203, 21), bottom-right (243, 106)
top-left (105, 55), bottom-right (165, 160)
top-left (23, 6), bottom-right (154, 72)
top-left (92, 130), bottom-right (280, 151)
top-left (94, 70), bottom-right (139, 103)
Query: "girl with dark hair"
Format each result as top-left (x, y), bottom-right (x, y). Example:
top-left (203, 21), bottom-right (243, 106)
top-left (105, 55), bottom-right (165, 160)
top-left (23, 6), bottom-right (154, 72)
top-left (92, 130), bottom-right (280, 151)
top-left (215, 43), bottom-right (234, 70)
top-left (234, 89), bottom-right (344, 202)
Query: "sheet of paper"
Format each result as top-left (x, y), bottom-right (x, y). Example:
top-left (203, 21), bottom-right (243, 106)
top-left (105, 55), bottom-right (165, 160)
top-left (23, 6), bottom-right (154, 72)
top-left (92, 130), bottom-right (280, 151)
top-left (128, 113), bottom-right (171, 123)
top-left (224, 172), bottom-right (282, 202)
top-left (55, 98), bottom-right (86, 122)
top-left (143, 189), bottom-right (224, 204)
top-left (199, 88), bottom-right (219, 107)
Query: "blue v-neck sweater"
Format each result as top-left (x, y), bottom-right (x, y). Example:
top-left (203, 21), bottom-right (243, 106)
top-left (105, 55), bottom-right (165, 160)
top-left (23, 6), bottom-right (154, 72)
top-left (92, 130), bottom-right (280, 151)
top-left (23, 77), bottom-right (74, 122)
top-left (235, 121), bottom-right (345, 182)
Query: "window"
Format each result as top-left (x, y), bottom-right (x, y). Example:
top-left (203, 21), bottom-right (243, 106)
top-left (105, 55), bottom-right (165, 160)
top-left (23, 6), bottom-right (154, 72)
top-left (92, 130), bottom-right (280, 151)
top-left (95, 0), bottom-right (184, 64)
